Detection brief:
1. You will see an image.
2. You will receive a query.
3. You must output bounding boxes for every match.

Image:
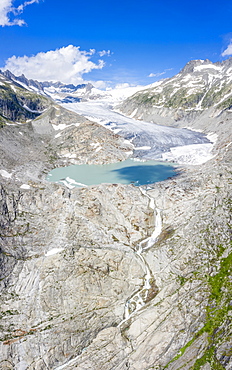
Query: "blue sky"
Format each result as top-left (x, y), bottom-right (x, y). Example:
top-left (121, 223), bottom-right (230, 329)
top-left (1, 0), bottom-right (232, 88)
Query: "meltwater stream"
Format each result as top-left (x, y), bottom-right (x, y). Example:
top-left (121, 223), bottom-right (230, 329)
top-left (48, 160), bottom-right (166, 332)
top-left (119, 189), bottom-right (161, 326)
top-left (54, 190), bottom-right (162, 370)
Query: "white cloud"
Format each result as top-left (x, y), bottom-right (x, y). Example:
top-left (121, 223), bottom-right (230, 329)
top-left (148, 71), bottom-right (166, 78)
top-left (222, 41), bottom-right (232, 56)
top-left (90, 80), bottom-right (108, 89)
top-left (0, 0), bottom-right (39, 27)
top-left (2, 45), bottom-right (106, 84)
top-left (99, 50), bottom-right (112, 57)
top-left (148, 68), bottom-right (173, 78)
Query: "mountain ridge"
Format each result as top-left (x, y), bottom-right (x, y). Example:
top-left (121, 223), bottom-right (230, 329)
top-left (0, 69), bottom-right (108, 103)
top-left (3, 58), bottom-right (232, 110)
top-left (119, 58), bottom-right (232, 116)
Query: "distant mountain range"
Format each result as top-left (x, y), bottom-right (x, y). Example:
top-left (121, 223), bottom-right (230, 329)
top-left (1, 57), bottom-right (232, 127)
top-left (1, 69), bottom-right (109, 103)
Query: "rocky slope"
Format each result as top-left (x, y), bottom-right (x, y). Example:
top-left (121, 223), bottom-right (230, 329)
top-left (0, 72), bottom-right (52, 126)
top-left (0, 62), bottom-right (231, 369)
top-left (118, 59), bottom-right (232, 141)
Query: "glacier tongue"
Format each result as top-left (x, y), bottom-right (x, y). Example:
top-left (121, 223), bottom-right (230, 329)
top-left (61, 100), bottom-right (213, 165)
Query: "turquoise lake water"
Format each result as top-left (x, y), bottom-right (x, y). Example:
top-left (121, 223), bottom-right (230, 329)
top-left (47, 159), bottom-right (177, 187)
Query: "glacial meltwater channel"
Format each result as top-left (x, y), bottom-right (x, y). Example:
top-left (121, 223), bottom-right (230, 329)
top-left (47, 158), bottom-right (177, 188)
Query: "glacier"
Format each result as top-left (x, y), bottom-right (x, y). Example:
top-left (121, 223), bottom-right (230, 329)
top-left (60, 99), bottom-right (214, 165)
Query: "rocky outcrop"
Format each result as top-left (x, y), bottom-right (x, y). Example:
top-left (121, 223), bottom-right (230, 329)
top-left (0, 181), bottom-right (156, 368)
top-left (0, 64), bottom-right (231, 369)
top-left (0, 72), bottom-right (51, 125)
top-left (0, 140), bottom-right (231, 369)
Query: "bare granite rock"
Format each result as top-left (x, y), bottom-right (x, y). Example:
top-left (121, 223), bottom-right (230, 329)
top-left (0, 97), bottom-right (231, 369)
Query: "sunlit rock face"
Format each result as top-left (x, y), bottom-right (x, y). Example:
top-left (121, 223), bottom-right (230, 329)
top-left (0, 62), bottom-right (231, 369)
top-left (1, 143), bottom-right (231, 369)
top-left (1, 145), bottom-right (231, 370)
top-left (0, 181), bottom-right (157, 368)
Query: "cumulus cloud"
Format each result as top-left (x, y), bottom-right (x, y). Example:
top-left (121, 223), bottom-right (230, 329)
top-left (2, 45), bottom-right (106, 84)
top-left (222, 41), bottom-right (232, 56)
top-left (0, 0), bottom-right (39, 26)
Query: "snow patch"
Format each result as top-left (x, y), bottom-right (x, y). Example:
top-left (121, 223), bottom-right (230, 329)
top-left (52, 124), bottom-right (68, 131)
top-left (194, 64), bottom-right (222, 72)
top-left (113, 128), bottom-right (122, 134)
top-left (207, 132), bottom-right (218, 144)
top-left (23, 104), bottom-right (43, 113)
top-left (45, 248), bottom-right (64, 257)
top-left (90, 142), bottom-right (100, 148)
top-left (66, 177), bottom-right (87, 187)
top-left (62, 153), bottom-right (77, 159)
top-left (0, 170), bottom-right (12, 179)
top-left (52, 122), bottom-right (81, 131)
top-left (20, 184), bottom-right (31, 190)
top-left (134, 146), bottom-right (152, 150)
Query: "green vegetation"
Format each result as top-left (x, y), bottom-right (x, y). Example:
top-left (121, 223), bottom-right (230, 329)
top-left (166, 249), bottom-right (232, 369)
top-left (0, 117), bottom-right (7, 128)
top-left (218, 97), bottom-right (232, 110)
top-left (130, 86), bottom-right (206, 110)
top-left (126, 76), bottom-right (232, 112)
top-left (164, 89), bottom-right (204, 109)
top-left (202, 82), bottom-right (232, 109)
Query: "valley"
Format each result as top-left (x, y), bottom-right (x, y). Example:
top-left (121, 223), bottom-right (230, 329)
top-left (0, 60), bottom-right (231, 370)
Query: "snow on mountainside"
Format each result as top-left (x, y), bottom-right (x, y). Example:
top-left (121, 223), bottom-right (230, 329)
top-left (119, 58), bottom-right (232, 115)
top-left (1, 70), bottom-right (154, 104)
top-left (3, 58), bottom-right (232, 111)
top-left (0, 69), bottom-right (212, 166)
top-left (1, 70), bottom-right (104, 101)
top-left (2, 59), bottom-right (231, 165)
top-left (0, 71), bottom-right (51, 126)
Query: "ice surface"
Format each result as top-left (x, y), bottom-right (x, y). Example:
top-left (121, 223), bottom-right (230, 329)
top-left (60, 99), bottom-right (212, 164)
top-left (162, 143), bottom-right (214, 164)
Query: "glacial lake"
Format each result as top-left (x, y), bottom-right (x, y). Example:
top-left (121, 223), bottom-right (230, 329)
top-left (47, 159), bottom-right (177, 188)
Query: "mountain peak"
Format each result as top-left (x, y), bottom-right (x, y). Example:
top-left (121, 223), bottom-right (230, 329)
top-left (180, 59), bottom-right (208, 74)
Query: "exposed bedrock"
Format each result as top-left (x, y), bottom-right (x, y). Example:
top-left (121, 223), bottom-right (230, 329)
top-left (0, 67), bottom-right (231, 368)
top-left (0, 142), bottom-right (231, 369)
